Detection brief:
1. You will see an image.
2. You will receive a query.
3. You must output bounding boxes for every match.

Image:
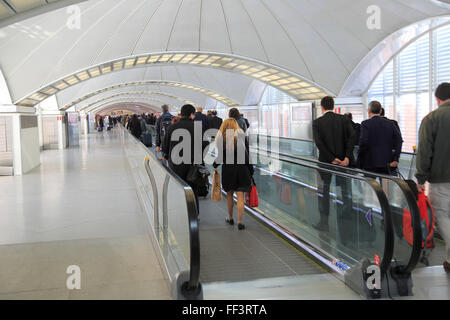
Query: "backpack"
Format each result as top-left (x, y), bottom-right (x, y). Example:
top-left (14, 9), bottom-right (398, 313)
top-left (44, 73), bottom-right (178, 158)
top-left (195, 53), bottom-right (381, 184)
top-left (159, 114), bottom-right (173, 147)
top-left (402, 184), bottom-right (436, 266)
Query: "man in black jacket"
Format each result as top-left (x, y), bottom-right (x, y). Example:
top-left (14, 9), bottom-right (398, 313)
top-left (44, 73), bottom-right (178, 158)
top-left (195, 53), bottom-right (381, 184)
top-left (208, 111), bottom-right (223, 136)
top-left (313, 96), bottom-right (355, 245)
top-left (163, 104), bottom-right (202, 216)
top-left (357, 101), bottom-right (403, 175)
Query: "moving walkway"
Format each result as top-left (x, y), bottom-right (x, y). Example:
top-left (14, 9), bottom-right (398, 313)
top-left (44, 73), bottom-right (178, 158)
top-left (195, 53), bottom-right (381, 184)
top-left (121, 125), bottom-right (423, 300)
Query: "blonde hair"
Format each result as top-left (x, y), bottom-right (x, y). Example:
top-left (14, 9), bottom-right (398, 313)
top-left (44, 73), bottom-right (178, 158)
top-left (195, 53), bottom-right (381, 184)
top-left (216, 118), bottom-right (244, 149)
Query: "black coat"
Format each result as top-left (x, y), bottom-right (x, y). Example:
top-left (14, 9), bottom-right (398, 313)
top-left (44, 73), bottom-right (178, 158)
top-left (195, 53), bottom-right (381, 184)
top-left (208, 115), bottom-right (223, 131)
top-left (213, 134), bottom-right (254, 193)
top-left (357, 116), bottom-right (403, 171)
top-left (129, 118), bottom-right (142, 139)
top-left (313, 112), bottom-right (355, 165)
top-left (194, 112), bottom-right (210, 134)
top-left (163, 118), bottom-right (203, 182)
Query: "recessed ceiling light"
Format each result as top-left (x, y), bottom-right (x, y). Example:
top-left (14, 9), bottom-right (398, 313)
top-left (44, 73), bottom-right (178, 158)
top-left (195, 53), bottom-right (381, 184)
top-left (88, 68), bottom-right (101, 77)
top-left (148, 55), bottom-right (160, 63)
top-left (125, 58), bottom-right (136, 68)
top-left (77, 71), bottom-right (90, 80)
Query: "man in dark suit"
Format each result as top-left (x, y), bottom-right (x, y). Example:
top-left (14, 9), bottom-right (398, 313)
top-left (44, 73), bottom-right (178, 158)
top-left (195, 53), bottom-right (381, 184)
top-left (163, 104), bottom-right (202, 216)
top-left (344, 112), bottom-right (361, 147)
top-left (208, 110), bottom-right (223, 138)
top-left (313, 96), bottom-right (356, 245)
top-left (380, 107), bottom-right (401, 132)
top-left (357, 101), bottom-right (403, 175)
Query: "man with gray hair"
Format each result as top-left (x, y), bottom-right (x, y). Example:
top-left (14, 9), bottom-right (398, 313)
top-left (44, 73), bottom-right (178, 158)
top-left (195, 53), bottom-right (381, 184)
top-left (155, 104), bottom-right (174, 154)
top-left (357, 100), bottom-right (403, 175)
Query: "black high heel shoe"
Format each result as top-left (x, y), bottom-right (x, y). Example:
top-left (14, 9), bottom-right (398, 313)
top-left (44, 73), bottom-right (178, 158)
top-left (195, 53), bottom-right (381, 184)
top-left (238, 223), bottom-right (246, 230)
top-left (226, 218), bottom-right (234, 225)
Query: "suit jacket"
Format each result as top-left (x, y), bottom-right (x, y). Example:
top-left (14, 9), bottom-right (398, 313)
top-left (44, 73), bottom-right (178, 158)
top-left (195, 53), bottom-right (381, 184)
top-left (194, 112), bottom-right (210, 133)
top-left (313, 112), bottom-right (355, 165)
top-left (208, 115), bottom-right (223, 131)
top-left (163, 118), bottom-right (203, 182)
top-left (357, 116), bottom-right (403, 170)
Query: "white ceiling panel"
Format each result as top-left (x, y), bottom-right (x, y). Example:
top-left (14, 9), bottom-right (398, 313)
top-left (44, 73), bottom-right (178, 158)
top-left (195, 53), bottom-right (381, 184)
top-left (0, 0), bottom-right (448, 106)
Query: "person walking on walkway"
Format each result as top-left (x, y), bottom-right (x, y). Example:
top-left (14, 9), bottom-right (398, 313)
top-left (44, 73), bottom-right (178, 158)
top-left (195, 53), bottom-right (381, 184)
top-left (129, 114), bottom-right (142, 140)
top-left (312, 96), bottom-right (355, 246)
top-left (416, 82), bottom-right (450, 273)
top-left (155, 105), bottom-right (174, 155)
top-left (357, 101), bottom-right (403, 175)
top-left (213, 118), bottom-right (254, 230)
top-left (163, 104), bottom-right (202, 216)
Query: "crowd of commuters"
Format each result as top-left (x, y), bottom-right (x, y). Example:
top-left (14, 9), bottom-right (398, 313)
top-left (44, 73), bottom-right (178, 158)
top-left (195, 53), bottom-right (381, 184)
top-left (312, 82), bottom-right (450, 273)
top-left (154, 105), bottom-right (250, 229)
top-left (100, 83), bottom-right (450, 271)
top-left (97, 115), bottom-right (122, 131)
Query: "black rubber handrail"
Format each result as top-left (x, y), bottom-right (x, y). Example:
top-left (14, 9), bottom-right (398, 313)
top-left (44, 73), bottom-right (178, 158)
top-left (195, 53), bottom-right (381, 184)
top-left (121, 125), bottom-right (201, 296)
top-left (251, 133), bottom-right (416, 166)
top-left (158, 159), bottom-right (201, 293)
top-left (251, 146), bottom-right (422, 274)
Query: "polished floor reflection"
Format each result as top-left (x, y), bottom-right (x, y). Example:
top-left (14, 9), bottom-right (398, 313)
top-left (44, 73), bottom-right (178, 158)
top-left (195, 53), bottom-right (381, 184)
top-left (0, 129), bottom-right (170, 299)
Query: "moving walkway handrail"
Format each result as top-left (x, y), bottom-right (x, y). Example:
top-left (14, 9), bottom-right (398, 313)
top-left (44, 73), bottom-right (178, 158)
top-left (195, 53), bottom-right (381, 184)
top-left (251, 145), bottom-right (422, 274)
top-left (121, 124), bottom-right (201, 296)
top-left (251, 133), bottom-right (417, 165)
top-left (158, 159), bottom-right (201, 293)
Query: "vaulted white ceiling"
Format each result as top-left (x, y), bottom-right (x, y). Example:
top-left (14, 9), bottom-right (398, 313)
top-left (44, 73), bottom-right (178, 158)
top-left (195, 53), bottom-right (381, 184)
top-left (0, 0), bottom-right (449, 109)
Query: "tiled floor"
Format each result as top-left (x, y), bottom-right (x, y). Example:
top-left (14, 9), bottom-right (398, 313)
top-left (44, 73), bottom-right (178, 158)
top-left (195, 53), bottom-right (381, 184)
top-left (0, 129), bottom-right (171, 300)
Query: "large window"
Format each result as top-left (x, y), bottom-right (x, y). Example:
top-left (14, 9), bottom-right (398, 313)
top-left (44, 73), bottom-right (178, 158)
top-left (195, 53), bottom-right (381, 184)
top-left (368, 24), bottom-right (450, 152)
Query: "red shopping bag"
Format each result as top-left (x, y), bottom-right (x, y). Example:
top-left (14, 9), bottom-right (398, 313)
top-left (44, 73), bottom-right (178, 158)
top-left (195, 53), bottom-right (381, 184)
top-left (245, 178), bottom-right (259, 208)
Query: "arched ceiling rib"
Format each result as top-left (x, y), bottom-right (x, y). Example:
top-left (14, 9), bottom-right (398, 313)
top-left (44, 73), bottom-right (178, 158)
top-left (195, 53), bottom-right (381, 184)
top-left (94, 103), bottom-right (159, 116)
top-left (62, 81), bottom-right (240, 111)
top-left (0, 0), bottom-right (448, 106)
top-left (84, 98), bottom-right (170, 115)
top-left (341, 16), bottom-right (450, 96)
top-left (78, 92), bottom-right (184, 114)
top-left (55, 65), bottom-right (260, 108)
top-left (14, 51), bottom-right (328, 108)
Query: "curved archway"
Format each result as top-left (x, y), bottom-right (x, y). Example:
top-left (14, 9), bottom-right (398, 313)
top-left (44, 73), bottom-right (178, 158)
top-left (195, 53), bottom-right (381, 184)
top-left (16, 51), bottom-right (329, 108)
top-left (340, 16), bottom-right (450, 96)
top-left (63, 81), bottom-right (239, 111)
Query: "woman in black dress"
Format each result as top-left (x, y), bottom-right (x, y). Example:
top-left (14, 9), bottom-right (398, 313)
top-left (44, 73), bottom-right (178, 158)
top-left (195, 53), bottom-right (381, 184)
top-left (213, 118), bottom-right (254, 230)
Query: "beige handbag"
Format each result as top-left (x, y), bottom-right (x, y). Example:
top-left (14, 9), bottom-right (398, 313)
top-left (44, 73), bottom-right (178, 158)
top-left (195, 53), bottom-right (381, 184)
top-left (211, 170), bottom-right (222, 202)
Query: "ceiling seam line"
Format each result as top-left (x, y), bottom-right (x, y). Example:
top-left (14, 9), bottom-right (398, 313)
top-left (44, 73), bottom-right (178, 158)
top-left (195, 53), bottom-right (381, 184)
top-left (43, 0), bottom-right (128, 88)
top-left (237, 0), bottom-right (270, 62)
top-left (281, 0), bottom-right (351, 75)
top-left (130, 0), bottom-right (165, 56)
top-left (260, 0), bottom-right (315, 82)
top-left (396, 0), bottom-right (443, 17)
top-left (93, 0), bottom-right (148, 65)
top-left (8, 0), bottom-right (108, 95)
top-left (304, 0), bottom-right (373, 51)
top-left (165, 0), bottom-right (185, 52)
top-left (198, 0), bottom-right (203, 51)
top-left (70, 0), bottom-right (148, 110)
top-left (219, 0), bottom-right (234, 54)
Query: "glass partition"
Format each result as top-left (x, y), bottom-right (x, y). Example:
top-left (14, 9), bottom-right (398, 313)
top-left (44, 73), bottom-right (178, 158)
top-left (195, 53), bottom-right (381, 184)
top-left (120, 125), bottom-right (200, 296)
top-left (205, 146), bottom-right (394, 274)
top-left (251, 134), bottom-right (417, 181)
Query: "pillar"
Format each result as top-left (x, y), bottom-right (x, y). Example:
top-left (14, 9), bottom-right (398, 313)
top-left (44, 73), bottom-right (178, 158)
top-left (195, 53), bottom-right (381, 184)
top-left (0, 105), bottom-right (40, 176)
